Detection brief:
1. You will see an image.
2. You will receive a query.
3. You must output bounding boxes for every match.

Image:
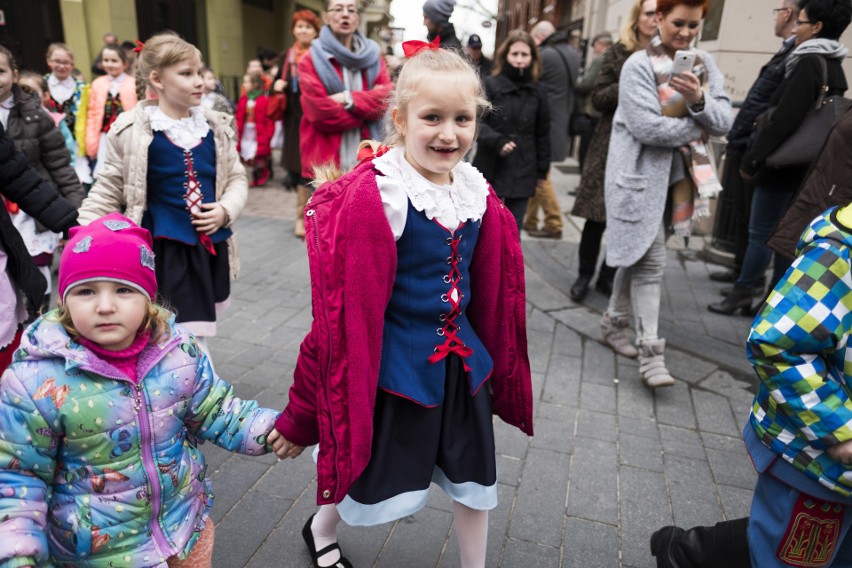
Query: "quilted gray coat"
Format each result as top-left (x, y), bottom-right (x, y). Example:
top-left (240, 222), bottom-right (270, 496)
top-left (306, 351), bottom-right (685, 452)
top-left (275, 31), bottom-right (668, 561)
top-left (604, 50), bottom-right (732, 267)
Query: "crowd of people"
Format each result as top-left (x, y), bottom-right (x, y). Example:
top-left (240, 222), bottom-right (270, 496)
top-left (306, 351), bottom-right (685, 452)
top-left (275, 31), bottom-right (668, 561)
top-left (2, 0), bottom-right (852, 566)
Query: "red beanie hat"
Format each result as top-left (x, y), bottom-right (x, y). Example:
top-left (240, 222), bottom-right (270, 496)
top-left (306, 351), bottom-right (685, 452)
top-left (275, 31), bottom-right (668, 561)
top-left (59, 213), bottom-right (158, 302)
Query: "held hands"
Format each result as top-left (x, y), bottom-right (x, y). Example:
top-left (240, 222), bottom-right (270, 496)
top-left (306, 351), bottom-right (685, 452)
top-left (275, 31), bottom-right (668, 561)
top-left (192, 202), bottom-right (228, 235)
top-left (499, 141), bottom-right (517, 157)
top-left (267, 428), bottom-right (305, 460)
top-left (827, 440), bottom-right (852, 465)
top-left (670, 71), bottom-right (703, 105)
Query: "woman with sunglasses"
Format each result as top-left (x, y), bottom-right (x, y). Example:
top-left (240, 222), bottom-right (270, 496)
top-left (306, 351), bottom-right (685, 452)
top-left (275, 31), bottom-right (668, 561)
top-left (709, 0), bottom-right (852, 315)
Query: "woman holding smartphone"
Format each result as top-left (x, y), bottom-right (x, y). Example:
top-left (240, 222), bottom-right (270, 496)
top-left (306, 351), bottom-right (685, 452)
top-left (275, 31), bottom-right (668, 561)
top-left (709, 0), bottom-right (851, 315)
top-left (598, 0), bottom-right (732, 387)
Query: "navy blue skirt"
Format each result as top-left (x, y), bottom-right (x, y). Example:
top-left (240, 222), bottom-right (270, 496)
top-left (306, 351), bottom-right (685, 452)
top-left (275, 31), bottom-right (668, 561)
top-left (152, 238), bottom-right (230, 325)
top-left (336, 354), bottom-right (498, 526)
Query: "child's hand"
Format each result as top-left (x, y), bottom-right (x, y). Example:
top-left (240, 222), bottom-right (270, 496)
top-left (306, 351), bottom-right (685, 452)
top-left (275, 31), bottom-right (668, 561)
top-left (827, 440), bottom-right (852, 465)
top-left (192, 202), bottom-right (228, 235)
top-left (267, 428), bottom-right (305, 460)
top-left (273, 79), bottom-right (287, 93)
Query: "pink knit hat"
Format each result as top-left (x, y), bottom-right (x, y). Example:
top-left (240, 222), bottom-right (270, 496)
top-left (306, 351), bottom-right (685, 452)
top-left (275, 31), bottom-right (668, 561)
top-left (59, 213), bottom-right (157, 301)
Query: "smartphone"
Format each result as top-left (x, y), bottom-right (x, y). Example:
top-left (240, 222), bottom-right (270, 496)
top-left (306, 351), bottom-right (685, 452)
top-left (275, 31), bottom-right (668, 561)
top-left (671, 50), bottom-right (696, 78)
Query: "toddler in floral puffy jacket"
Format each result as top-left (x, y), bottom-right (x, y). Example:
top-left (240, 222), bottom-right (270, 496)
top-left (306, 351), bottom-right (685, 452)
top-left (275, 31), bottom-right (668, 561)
top-left (0, 213), bottom-right (281, 567)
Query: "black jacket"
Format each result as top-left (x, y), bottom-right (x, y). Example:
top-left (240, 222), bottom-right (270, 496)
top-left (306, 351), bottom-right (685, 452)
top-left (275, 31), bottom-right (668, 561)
top-left (0, 122), bottom-right (78, 317)
top-left (7, 85), bottom-right (84, 212)
top-left (474, 72), bottom-right (550, 199)
top-left (428, 23), bottom-right (462, 51)
top-left (727, 38), bottom-right (796, 150)
top-left (768, 105), bottom-right (852, 260)
top-left (742, 53), bottom-right (847, 192)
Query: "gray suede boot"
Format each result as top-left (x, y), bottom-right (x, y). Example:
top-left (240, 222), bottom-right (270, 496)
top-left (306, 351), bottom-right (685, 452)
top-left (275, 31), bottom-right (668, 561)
top-left (638, 338), bottom-right (675, 388)
top-left (599, 313), bottom-right (639, 358)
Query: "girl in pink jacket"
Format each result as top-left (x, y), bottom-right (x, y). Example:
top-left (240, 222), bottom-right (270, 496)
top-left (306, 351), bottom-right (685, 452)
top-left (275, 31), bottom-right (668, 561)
top-left (268, 43), bottom-right (534, 568)
top-left (85, 44), bottom-right (137, 177)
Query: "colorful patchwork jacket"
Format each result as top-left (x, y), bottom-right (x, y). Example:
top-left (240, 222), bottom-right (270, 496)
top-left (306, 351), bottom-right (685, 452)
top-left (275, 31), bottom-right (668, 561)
top-left (0, 314), bottom-right (278, 567)
top-left (747, 206), bottom-right (852, 497)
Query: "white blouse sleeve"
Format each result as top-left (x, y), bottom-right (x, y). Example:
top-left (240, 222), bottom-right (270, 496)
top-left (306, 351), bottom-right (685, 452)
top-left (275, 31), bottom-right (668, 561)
top-left (377, 175), bottom-right (408, 241)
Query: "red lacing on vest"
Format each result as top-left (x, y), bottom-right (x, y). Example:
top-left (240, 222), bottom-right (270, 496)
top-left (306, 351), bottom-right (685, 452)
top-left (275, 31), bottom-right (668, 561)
top-left (428, 228), bottom-right (472, 369)
top-left (182, 149), bottom-right (216, 255)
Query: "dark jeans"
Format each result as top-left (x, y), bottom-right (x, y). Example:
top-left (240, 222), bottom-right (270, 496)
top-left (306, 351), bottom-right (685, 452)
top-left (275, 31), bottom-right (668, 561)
top-left (722, 146), bottom-right (755, 271)
top-left (578, 219), bottom-right (613, 279)
top-left (735, 185), bottom-right (795, 290)
top-left (503, 197), bottom-right (529, 236)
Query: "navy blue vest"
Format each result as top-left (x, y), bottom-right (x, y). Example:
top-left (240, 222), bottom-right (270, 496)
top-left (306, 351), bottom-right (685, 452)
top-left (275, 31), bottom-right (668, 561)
top-left (377, 202), bottom-right (493, 406)
top-left (142, 131), bottom-right (231, 244)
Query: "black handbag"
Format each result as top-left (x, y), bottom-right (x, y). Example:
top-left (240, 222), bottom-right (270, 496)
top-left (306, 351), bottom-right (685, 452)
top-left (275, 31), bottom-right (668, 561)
top-left (755, 57), bottom-right (850, 168)
top-left (570, 112), bottom-right (595, 135)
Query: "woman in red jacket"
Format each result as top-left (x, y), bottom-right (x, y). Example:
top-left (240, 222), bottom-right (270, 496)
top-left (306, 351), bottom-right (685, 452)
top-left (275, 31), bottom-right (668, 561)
top-left (291, 1), bottom-right (391, 238)
top-left (235, 72), bottom-right (274, 186)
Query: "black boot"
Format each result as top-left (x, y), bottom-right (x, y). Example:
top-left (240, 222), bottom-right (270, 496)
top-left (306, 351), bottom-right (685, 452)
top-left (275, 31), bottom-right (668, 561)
top-left (650, 518), bottom-right (751, 568)
top-left (708, 286), bottom-right (753, 315)
top-left (570, 275), bottom-right (591, 302)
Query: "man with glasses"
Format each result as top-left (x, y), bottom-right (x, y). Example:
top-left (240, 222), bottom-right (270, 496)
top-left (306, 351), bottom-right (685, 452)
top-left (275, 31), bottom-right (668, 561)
top-left (423, 0), bottom-right (462, 49)
top-left (295, 0), bottom-right (391, 239)
top-left (706, 0), bottom-right (799, 293)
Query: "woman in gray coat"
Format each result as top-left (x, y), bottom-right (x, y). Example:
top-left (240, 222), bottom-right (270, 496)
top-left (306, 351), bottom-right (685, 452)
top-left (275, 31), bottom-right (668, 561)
top-left (599, 0), bottom-right (732, 387)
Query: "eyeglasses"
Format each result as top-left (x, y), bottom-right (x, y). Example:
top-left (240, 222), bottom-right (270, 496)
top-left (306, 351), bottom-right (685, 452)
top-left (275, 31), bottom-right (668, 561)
top-left (795, 19), bottom-right (812, 25)
top-left (327, 5), bottom-right (360, 15)
top-left (773, 7), bottom-right (791, 14)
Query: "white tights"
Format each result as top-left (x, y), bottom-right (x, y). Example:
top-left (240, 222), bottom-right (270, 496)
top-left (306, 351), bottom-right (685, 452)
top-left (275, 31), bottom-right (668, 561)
top-left (309, 501), bottom-right (488, 568)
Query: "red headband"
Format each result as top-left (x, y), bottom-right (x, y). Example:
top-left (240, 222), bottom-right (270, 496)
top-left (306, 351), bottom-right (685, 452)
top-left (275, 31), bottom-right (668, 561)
top-left (402, 37), bottom-right (441, 58)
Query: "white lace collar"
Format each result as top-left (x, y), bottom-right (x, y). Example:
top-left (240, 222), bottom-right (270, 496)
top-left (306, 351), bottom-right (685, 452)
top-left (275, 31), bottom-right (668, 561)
top-left (373, 147), bottom-right (489, 225)
top-left (145, 105), bottom-right (210, 151)
top-left (47, 74), bottom-right (76, 89)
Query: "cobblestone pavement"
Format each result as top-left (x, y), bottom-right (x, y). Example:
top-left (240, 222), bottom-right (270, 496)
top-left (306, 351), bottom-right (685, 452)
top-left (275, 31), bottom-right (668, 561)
top-left (204, 160), bottom-right (759, 567)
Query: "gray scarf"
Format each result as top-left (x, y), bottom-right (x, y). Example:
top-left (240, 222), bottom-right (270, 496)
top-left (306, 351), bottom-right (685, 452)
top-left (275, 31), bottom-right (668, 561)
top-left (311, 26), bottom-right (383, 140)
top-left (785, 38), bottom-right (848, 76)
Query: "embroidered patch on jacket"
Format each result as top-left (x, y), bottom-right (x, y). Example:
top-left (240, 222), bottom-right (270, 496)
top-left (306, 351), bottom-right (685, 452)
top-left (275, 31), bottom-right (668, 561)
top-left (73, 235), bottom-right (92, 252)
top-left (140, 245), bottom-right (155, 270)
top-left (103, 219), bottom-right (131, 231)
top-left (777, 494), bottom-right (844, 567)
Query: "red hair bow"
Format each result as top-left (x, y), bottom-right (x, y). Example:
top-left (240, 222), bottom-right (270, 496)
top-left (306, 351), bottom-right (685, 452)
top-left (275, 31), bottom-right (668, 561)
top-left (402, 37), bottom-right (441, 58)
top-left (133, 40), bottom-right (144, 54)
top-left (357, 143), bottom-right (389, 163)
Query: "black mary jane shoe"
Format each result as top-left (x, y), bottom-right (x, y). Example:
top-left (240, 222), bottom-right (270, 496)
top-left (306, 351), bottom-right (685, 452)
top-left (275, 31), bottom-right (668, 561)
top-left (302, 515), bottom-right (354, 568)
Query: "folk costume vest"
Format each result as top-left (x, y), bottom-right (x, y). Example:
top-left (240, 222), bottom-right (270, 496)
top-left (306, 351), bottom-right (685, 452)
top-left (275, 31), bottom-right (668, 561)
top-left (143, 131), bottom-right (231, 246)
top-left (378, 202), bottom-right (493, 406)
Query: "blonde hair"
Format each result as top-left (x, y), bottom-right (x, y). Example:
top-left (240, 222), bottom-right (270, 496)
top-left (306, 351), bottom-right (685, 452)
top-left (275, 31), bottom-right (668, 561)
top-left (386, 47), bottom-right (490, 147)
top-left (311, 49), bottom-right (489, 184)
top-left (46, 43), bottom-right (74, 62)
top-left (135, 32), bottom-right (202, 94)
top-left (51, 298), bottom-right (172, 346)
top-left (620, 0), bottom-right (655, 52)
top-left (492, 30), bottom-right (542, 81)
